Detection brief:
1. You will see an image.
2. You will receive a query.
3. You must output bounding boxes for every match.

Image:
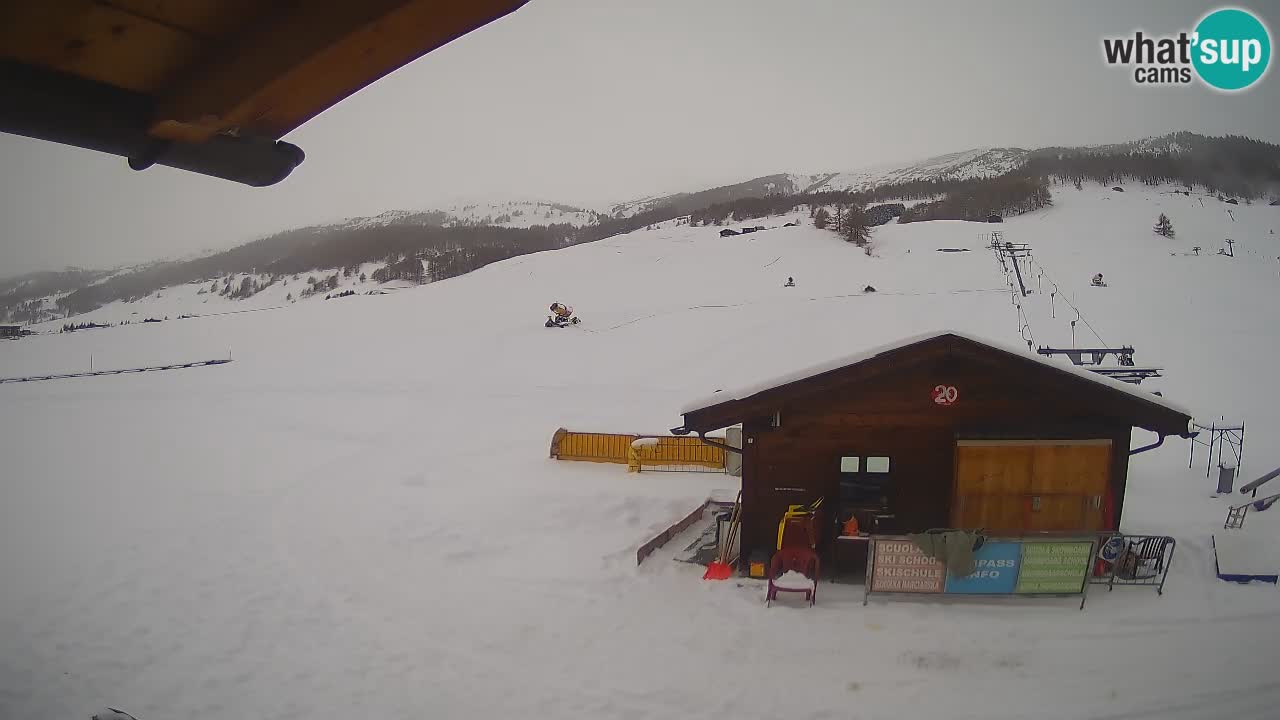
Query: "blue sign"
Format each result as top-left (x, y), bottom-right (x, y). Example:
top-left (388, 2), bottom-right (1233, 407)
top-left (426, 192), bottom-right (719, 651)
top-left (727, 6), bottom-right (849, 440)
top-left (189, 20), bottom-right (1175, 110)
top-left (1099, 537), bottom-right (1127, 563)
top-left (944, 542), bottom-right (1022, 594)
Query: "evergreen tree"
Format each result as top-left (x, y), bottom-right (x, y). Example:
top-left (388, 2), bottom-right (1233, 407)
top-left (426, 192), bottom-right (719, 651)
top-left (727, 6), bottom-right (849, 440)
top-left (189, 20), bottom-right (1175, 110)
top-left (814, 208), bottom-right (830, 229)
top-left (837, 205), bottom-right (872, 245)
top-left (1153, 213), bottom-right (1175, 238)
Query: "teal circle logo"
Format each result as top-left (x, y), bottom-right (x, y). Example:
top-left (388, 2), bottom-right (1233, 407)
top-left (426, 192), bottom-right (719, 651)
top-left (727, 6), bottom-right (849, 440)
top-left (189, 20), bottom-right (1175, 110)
top-left (1192, 8), bottom-right (1271, 90)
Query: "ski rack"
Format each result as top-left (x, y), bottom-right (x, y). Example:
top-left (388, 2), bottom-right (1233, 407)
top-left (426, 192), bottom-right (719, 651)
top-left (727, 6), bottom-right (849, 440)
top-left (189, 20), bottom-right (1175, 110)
top-left (1087, 367), bottom-right (1164, 385)
top-left (1036, 347), bottom-right (1162, 385)
top-left (1036, 346), bottom-right (1135, 366)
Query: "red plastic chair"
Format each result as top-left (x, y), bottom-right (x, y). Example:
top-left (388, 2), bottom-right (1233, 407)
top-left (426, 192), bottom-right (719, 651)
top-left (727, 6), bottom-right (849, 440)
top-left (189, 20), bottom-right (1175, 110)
top-left (766, 547), bottom-right (820, 607)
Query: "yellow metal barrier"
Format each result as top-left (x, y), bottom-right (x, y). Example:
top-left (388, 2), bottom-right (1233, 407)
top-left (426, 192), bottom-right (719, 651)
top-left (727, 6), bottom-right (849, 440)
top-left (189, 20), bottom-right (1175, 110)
top-left (628, 437), bottom-right (726, 473)
top-left (550, 428), bottom-right (726, 472)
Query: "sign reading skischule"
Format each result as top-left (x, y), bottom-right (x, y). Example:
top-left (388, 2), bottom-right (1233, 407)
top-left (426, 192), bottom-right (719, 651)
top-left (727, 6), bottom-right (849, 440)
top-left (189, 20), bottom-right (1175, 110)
top-left (1015, 541), bottom-right (1094, 594)
top-left (869, 539), bottom-right (945, 593)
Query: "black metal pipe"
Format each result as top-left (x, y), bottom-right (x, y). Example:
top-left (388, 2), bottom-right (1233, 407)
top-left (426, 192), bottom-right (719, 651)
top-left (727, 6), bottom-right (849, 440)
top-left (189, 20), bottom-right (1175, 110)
top-left (670, 425), bottom-right (744, 455)
top-left (0, 60), bottom-right (304, 187)
top-left (695, 430), bottom-right (743, 455)
top-left (1130, 434), bottom-right (1165, 455)
top-left (1240, 466), bottom-right (1280, 495)
top-left (1131, 430), bottom-right (1197, 456)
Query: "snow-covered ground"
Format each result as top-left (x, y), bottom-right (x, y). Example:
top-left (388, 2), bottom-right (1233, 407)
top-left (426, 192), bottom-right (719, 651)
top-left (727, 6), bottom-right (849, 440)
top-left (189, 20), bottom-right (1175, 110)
top-left (3, 184), bottom-right (1280, 720)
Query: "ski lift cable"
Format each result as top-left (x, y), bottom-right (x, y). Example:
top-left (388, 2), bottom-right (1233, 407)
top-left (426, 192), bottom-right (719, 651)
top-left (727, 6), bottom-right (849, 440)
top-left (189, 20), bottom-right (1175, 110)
top-left (1029, 256), bottom-right (1108, 347)
top-left (1016, 301), bottom-right (1037, 347)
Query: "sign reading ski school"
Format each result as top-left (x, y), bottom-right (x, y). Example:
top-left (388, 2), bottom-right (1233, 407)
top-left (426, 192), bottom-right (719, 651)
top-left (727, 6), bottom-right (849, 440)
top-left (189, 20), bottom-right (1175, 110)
top-left (868, 537), bottom-right (1096, 601)
top-left (1102, 7), bottom-right (1271, 91)
top-left (869, 540), bottom-right (945, 593)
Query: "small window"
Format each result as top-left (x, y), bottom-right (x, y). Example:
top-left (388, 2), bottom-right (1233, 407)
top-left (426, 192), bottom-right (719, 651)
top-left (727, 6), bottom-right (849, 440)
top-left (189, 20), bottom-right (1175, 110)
top-left (840, 456), bottom-right (860, 473)
top-left (866, 456), bottom-right (891, 473)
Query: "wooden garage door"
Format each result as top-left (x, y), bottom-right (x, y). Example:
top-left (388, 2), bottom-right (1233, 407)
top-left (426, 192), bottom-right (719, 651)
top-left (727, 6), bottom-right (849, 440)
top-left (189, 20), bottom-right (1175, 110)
top-left (953, 441), bottom-right (1110, 533)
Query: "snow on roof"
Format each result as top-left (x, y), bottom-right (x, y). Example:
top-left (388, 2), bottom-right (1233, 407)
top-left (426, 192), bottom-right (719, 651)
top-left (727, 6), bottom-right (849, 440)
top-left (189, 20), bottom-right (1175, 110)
top-left (679, 329), bottom-right (1192, 420)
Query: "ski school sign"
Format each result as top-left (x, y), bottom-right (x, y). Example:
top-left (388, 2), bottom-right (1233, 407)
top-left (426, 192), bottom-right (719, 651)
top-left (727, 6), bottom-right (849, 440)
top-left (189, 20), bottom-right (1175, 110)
top-left (1102, 7), bottom-right (1272, 91)
top-left (865, 536), bottom-right (1099, 608)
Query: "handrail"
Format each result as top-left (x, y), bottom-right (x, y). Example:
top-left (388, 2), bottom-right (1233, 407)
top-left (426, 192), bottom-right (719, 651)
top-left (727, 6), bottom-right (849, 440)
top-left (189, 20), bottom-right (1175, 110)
top-left (1224, 492), bottom-right (1280, 529)
top-left (1239, 465), bottom-right (1280, 496)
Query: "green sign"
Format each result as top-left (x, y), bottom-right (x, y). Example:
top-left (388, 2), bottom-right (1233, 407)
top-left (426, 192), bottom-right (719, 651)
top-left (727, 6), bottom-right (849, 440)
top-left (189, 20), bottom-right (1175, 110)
top-left (1015, 541), bottom-right (1094, 594)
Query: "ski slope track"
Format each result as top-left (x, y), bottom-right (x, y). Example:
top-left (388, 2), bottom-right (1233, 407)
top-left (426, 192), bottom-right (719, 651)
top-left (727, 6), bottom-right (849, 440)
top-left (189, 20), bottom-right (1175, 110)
top-left (2, 185), bottom-right (1279, 720)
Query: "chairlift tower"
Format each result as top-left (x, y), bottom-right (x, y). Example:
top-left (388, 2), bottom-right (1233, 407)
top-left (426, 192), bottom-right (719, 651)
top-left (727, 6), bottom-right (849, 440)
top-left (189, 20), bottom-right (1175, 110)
top-left (988, 233), bottom-right (1034, 297)
top-left (1190, 419), bottom-right (1246, 480)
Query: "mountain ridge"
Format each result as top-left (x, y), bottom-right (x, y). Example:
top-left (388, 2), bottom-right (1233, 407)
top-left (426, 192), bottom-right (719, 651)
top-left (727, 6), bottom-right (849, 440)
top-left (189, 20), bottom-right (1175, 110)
top-left (4, 131), bottom-right (1277, 325)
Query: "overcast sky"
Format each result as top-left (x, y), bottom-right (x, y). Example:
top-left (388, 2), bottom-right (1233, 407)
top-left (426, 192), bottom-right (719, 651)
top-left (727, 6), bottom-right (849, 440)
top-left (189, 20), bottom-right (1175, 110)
top-left (2, 0), bottom-right (1278, 276)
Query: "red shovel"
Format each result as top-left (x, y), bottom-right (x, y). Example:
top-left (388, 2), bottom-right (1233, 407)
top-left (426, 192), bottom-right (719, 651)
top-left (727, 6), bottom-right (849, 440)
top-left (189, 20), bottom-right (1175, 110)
top-left (704, 491), bottom-right (741, 580)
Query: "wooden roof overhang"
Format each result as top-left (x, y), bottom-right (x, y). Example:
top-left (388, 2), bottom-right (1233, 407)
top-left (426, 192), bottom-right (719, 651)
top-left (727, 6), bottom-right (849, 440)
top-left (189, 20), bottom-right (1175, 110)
top-left (0, 0), bottom-right (529, 185)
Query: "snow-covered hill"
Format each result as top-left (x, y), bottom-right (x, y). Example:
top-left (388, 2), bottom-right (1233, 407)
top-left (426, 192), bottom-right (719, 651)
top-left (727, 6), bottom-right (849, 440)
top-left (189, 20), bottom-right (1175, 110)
top-left (606, 131), bottom-right (1274, 218)
top-left (605, 173), bottom-right (811, 218)
top-left (606, 149), bottom-right (1031, 218)
top-left (336, 200), bottom-right (600, 231)
top-left (799, 147), bottom-right (1030, 193)
top-left (3, 184), bottom-right (1280, 720)
top-left (440, 199), bottom-right (601, 228)
top-left (2, 201), bottom-right (594, 326)
top-left (21, 263), bottom-right (416, 332)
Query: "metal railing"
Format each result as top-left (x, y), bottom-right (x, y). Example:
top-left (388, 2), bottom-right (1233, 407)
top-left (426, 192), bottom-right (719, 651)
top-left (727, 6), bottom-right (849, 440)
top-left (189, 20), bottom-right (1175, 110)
top-left (1239, 465), bottom-right (1280, 497)
top-left (1224, 492), bottom-right (1280, 529)
top-left (1090, 534), bottom-right (1176, 595)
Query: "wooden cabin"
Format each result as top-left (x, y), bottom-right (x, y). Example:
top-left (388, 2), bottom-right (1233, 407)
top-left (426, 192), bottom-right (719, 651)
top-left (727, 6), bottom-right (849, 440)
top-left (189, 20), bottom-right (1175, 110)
top-left (0, 324), bottom-right (23, 338)
top-left (673, 332), bottom-right (1192, 567)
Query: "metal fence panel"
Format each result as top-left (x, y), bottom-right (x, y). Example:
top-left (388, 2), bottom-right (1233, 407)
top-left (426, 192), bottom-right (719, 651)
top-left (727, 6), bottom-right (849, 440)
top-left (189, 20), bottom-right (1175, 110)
top-left (549, 428), bottom-right (727, 472)
top-left (632, 436), bottom-right (727, 473)
top-left (1089, 534), bottom-right (1175, 595)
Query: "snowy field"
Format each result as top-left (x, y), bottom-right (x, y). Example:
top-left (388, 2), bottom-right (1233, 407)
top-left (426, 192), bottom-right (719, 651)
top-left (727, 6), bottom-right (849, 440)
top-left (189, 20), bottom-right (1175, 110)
top-left (3, 185), bottom-right (1280, 719)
